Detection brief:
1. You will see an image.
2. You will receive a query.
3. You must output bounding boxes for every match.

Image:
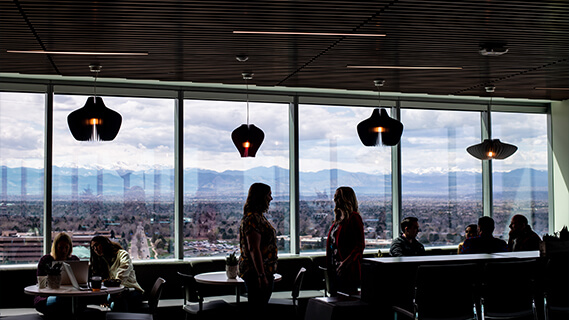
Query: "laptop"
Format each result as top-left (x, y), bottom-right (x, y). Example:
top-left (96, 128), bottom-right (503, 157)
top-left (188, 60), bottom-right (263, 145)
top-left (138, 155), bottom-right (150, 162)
top-left (58, 260), bottom-right (90, 290)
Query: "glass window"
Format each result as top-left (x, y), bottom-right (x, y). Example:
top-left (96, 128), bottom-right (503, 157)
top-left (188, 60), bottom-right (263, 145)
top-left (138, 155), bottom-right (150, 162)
top-left (491, 112), bottom-right (548, 239)
top-left (401, 109), bottom-right (482, 247)
top-left (183, 100), bottom-right (289, 257)
top-left (0, 92), bottom-right (45, 264)
top-left (299, 105), bottom-right (392, 252)
top-left (52, 94), bottom-right (175, 260)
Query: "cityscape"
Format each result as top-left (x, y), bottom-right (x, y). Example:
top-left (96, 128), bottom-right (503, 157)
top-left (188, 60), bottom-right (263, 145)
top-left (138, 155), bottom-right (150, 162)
top-left (0, 165), bottom-right (549, 264)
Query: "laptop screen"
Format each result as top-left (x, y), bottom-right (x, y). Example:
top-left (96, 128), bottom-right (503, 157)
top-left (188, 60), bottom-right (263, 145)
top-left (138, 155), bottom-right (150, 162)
top-left (59, 260), bottom-right (89, 285)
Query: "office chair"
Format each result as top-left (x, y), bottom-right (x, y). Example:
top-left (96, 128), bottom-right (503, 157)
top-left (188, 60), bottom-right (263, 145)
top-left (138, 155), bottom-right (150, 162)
top-left (106, 277), bottom-right (166, 320)
top-left (393, 263), bottom-right (479, 320)
top-left (318, 266), bottom-right (332, 297)
top-left (177, 272), bottom-right (234, 319)
top-left (543, 257), bottom-right (569, 320)
top-left (268, 267), bottom-right (306, 319)
top-left (480, 260), bottom-right (537, 320)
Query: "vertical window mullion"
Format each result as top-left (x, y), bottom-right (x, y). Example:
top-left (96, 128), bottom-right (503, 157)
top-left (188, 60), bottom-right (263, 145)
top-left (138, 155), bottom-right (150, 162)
top-left (43, 85), bottom-right (53, 255)
top-left (174, 90), bottom-right (184, 260)
top-left (289, 96), bottom-right (300, 254)
top-left (391, 102), bottom-right (402, 239)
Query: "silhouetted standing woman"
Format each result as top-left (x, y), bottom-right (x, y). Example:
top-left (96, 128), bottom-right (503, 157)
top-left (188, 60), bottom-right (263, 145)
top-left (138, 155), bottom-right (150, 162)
top-left (326, 186), bottom-right (365, 296)
top-left (239, 183), bottom-right (278, 318)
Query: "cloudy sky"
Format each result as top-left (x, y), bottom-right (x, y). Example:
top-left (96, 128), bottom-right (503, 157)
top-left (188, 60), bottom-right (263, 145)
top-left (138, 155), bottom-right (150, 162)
top-left (1, 92), bottom-right (548, 175)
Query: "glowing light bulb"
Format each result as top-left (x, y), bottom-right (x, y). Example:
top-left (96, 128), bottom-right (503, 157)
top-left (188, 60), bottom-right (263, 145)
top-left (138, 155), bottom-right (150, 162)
top-left (373, 127), bottom-right (385, 133)
top-left (487, 151), bottom-right (494, 158)
top-left (89, 118), bottom-right (101, 125)
top-left (243, 141), bottom-right (250, 148)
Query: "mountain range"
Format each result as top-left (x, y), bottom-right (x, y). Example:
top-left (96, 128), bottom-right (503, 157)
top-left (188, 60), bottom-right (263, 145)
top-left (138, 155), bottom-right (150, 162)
top-left (1, 166), bottom-right (548, 200)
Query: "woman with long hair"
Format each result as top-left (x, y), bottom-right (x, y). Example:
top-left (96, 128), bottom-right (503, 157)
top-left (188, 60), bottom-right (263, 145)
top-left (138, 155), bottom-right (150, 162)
top-left (90, 235), bottom-right (144, 311)
top-left (35, 232), bottom-right (79, 315)
top-left (326, 186), bottom-right (365, 296)
top-left (238, 183), bottom-right (278, 317)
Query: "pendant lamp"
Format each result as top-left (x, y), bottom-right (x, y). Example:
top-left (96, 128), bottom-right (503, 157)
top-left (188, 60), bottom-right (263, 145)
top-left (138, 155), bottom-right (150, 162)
top-left (67, 64), bottom-right (122, 141)
top-left (357, 80), bottom-right (404, 146)
top-left (466, 86), bottom-right (517, 160)
top-left (231, 72), bottom-right (264, 157)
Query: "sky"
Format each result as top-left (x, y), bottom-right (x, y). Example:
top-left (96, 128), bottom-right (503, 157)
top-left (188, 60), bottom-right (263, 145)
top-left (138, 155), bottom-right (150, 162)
top-left (0, 92), bottom-right (548, 175)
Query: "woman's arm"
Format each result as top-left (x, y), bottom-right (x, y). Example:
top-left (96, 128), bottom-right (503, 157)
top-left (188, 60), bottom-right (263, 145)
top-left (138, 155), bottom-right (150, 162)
top-left (112, 250), bottom-right (134, 281)
top-left (337, 214), bottom-right (365, 274)
top-left (246, 230), bottom-right (268, 288)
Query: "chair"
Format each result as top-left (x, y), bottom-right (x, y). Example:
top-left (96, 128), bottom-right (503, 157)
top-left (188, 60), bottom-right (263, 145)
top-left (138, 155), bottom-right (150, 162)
top-left (393, 263), bottom-right (479, 320)
top-left (106, 277), bottom-right (166, 320)
top-left (318, 266), bottom-right (332, 297)
top-left (480, 260), bottom-right (538, 320)
top-left (543, 257), bottom-right (569, 320)
top-left (267, 267), bottom-right (306, 319)
top-left (177, 272), bottom-right (234, 319)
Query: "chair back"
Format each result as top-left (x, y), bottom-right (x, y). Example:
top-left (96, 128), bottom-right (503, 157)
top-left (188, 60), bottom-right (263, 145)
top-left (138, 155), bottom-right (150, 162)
top-left (318, 266), bottom-right (332, 297)
top-left (148, 277), bottom-right (166, 314)
top-left (481, 259), bottom-right (537, 317)
top-left (414, 263), bottom-right (478, 320)
top-left (177, 272), bottom-right (203, 304)
top-left (291, 267), bottom-right (306, 300)
top-left (544, 257), bottom-right (569, 320)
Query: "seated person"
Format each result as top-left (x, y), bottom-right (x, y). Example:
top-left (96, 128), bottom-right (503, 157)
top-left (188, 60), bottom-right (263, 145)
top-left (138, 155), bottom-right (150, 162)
top-left (508, 214), bottom-right (542, 251)
top-left (90, 236), bottom-right (144, 312)
top-left (460, 216), bottom-right (508, 254)
top-left (390, 217), bottom-right (425, 257)
top-left (457, 224), bottom-right (478, 254)
top-left (35, 232), bottom-right (80, 316)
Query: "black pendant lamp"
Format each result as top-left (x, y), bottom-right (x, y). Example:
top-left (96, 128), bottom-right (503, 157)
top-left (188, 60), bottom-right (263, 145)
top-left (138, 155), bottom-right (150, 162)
top-left (466, 86), bottom-right (517, 160)
top-left (67, 64), bottom-right (122, 141)
top-left (357, 80), bottom-right (404, 146)
top-left (231, 72), bottom-right (264, 157)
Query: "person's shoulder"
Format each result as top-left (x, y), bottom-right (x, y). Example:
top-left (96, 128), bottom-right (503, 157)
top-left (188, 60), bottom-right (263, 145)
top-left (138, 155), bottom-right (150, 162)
top-left (347, 211), bottom-right (364, 225)
top-left (390, 236), bottom-right (405, 246)
top-left (116, 249), bottom-right (130, 259)
top-left (38, 254), bottom-right (54, 264)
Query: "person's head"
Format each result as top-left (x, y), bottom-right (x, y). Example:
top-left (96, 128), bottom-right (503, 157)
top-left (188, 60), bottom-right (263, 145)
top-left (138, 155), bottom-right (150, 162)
top-left (401, 217), bottom-right (420, 240)
top-left (509, 214), bottom-right (529, 233)
top-left (51, 232), bottom-right (73, 260)
top-left (90, 235), bottom-right (121, 258)
top-left (465, 224), bottom-right (478, 239)
top-left (243, 183), bottom-right (272, 215)
top-left (333, 186), bottom-right (359, 223)
top-left (477, 216), bottom-right (495, 235)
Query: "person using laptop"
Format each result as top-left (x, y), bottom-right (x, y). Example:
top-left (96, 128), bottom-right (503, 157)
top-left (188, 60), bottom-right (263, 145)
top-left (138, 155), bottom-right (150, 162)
top-left (90, 236), bottom-right (144, 312)
top-left (35, 232), bottom-right (80, 316)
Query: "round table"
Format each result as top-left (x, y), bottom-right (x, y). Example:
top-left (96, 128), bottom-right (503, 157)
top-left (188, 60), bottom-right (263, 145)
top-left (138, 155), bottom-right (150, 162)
top-left (24, 284), bottom-right (124, 315)
top-left (194, 271), bottom-right (282, 303)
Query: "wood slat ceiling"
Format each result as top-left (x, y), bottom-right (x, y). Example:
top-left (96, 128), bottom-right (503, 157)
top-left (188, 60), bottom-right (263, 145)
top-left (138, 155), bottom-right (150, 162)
top-left (1, 0), bottom-right (568, 100)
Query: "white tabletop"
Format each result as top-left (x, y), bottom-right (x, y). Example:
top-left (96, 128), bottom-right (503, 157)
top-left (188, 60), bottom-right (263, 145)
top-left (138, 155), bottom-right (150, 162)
top-left (24, 284), bottom-right (124, 297)
top-left (364, 250), bottom-right (540, 264)
top-left (194, 271), bottom-right (282, 285)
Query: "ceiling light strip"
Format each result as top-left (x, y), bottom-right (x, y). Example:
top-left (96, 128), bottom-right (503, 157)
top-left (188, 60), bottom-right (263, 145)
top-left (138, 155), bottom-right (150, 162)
top-left (347, 65), bottom-right (463, 70)
top-left (233, 31), bottom-right (385, 37)
top-left (534, 87), bottom-right (569, 91)
top-left (7, 50), bottom-right (148, 56)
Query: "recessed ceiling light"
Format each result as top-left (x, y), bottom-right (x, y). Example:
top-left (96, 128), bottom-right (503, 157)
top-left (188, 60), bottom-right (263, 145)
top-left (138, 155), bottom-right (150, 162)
top-left (347, 65), bottom-right (463, 70)
top-left (534, 87), bottom-right (569, 91)
top-left (233, 31), bottom-right (385, 37)
top-left (6, 50), bottom-right (148, 56)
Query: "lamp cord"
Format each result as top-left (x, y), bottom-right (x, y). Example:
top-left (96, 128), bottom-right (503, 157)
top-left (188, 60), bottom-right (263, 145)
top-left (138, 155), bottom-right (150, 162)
top-left (377, 86), bottom-right (381, 108)
top-left (246, 77), bottom-right (249, 126)
top-left (487, 94), bottom-right (493, 139)
top-left (94, 72), bottom-right (98, 98)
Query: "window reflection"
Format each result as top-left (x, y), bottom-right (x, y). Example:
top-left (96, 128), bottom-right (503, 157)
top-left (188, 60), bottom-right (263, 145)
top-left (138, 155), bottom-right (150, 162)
top-left (401, 109), bottom-right (482, 247)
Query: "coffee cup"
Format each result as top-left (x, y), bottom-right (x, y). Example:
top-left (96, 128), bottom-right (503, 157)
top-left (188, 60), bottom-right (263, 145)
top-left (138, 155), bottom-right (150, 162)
top-left (37, 275), bottom-right (48, 289)
top-left (90, 276), bottom-right (102, 291)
